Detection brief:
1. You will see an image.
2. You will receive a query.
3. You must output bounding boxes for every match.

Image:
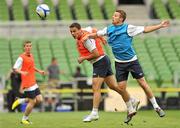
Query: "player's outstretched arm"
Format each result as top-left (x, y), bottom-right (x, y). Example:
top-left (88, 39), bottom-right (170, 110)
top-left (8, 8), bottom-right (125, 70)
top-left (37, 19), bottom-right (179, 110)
top-left (35, 68), bottom-right (46, 75)
top-left (143, 20), bottom-right (170, 33)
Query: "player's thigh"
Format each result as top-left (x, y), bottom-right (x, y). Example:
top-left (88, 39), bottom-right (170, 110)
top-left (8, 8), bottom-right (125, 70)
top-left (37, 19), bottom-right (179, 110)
top-left (115, 62), bottom-right (129, 82)
top-left (93, 55), bottom-right (112, 77)
top-left (130, 60), bottom-right (144, 79)
top-left (36, 94), bottom-right (43, 104)
top-left (34, 88), bottom-right (42, 103)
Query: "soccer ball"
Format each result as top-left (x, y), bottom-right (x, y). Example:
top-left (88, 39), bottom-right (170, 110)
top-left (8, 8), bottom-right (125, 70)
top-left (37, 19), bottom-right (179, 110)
top-left (36, 4), bottom-right (50, 19)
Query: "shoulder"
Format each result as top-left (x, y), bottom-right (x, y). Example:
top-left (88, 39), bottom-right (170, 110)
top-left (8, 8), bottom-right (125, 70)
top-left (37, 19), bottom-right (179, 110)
top-left (20, 53), bottom-right (24, 58)
top-left (107, 24), bottom-right (114, 29)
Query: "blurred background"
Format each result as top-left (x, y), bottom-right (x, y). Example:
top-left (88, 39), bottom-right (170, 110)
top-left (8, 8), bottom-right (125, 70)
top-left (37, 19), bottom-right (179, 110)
top-left (0, 0), bottom-right (180, 113)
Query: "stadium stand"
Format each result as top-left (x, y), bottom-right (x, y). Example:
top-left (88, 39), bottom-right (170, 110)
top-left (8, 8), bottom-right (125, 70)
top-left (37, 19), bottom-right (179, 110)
top-left (31, 39), bottom-right (44, 82)
top-left (167, 0), bottom-right (180, 19)
top-left (43, 0), bottom-right (57, 20)
top-left (37, 38), bottom-right (53, 70)
top-left (63, 38), bottom-right (86, 76)
top-left (12, 0), bottom-right (25, 21)
top-left (0, 1), bottom-right (179, 93)
top-left (103, 0), bottom-right (117, 19)
top-left (0, 38), bottom-right (12, 75)
top-left (9, 38), bottom-right (24, 64)
top-left (152, 0), bottom-right (171, 19)
top-left (58, 0), bottom-right (72, 20)
top-left (0, 35), bottom-right (179, 87)
top-left (133, 37), bottom-right (159, 81)
top-left (73, 0), bottom-right (89, 20)
top-left (88, 0), bottom-right (104, 19)
top-left (27, 0), bottom-right (41, 20)
top-left (0, 0), bottom-right (9, 21)
top-left (0, 0), bottom-right (179, 21)
top-left (50, 38), bottom-right (72, 81)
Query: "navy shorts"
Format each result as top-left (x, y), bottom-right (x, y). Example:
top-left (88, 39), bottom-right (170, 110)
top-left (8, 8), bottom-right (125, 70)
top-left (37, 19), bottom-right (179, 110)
top-left (24, 88), bottom-right (41, 99)
top-left (93, 55), bottom-right (113, 78)
top-left (115, 59), bottom-right (144, 82)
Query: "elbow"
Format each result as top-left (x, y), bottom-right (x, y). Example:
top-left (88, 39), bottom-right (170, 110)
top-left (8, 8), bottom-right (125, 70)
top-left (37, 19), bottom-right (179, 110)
top-left (95, 52), bottom-right (100, 58)
top-left (143, 27), bottom-right (148, 33)
top-left (144, 26), bottom-right (151, 33)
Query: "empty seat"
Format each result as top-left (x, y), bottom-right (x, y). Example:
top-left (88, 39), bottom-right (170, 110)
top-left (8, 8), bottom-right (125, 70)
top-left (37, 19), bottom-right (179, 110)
top-left (73, 0), bottom-right (88, 20)
top-left (12, 0), bottom-right (25, 20)
top-left (0, 0), bottom-right (9, 21)
top-left (37, 38), bottom-right (53, 69)
top-left (88, 0), bottom-right (104, 19)
top-left (58, 0), bottom-right (72, 20)
top-left (0, 38), bottom-right (12, 74)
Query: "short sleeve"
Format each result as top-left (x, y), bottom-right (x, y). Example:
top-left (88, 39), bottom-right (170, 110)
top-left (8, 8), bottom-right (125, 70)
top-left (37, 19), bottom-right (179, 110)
top-left (84, 39), bottom-right (96, 52)
top-left (97, 27), bottom-right (107, 36)
top-left (127, 24), bottom-right (145, 37)
top-left (13, 57), bottom-right (23, 69)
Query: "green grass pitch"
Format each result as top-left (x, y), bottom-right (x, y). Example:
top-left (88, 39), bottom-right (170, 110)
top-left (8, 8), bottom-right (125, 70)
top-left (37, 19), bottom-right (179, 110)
top-left (0, 110), bottom-right (179, 128)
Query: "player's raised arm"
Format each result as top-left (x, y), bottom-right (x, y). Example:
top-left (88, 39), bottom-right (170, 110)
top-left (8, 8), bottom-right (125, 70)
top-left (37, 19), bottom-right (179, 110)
top-left (143, 20), bottom-right (170, 33)
top-left (88, 27), bottom-right (108, 39)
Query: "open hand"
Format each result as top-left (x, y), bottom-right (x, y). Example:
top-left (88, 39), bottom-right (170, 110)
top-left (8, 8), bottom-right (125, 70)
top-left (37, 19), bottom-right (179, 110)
top-left (160, 20), bottom-right (170, 28)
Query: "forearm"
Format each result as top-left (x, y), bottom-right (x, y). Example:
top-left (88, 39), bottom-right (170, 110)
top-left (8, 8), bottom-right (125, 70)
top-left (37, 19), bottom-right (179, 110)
top-left (84, 53), bottom-right (99, 61)
top-left (144, 24), bottom-right (162, 33)
top-left (35, 68), bottom-right (45, 75)
top-left (35, 68), bottom-right (41, 73)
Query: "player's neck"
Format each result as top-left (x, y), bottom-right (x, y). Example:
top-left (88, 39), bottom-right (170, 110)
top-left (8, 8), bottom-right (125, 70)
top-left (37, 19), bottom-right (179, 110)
top-left (77, 31), bottom-right (83, 39)
top-left (24, 52), bottom-right (31, 56)
top-left (115, 22), bottom-right (123, 26)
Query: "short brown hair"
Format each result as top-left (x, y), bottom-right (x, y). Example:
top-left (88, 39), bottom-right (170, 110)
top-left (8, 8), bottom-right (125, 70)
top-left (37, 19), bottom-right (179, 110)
top-left (116, 10), bottom-right (126, 22)
top-left (69, 22), bottom-right (81, 29)
top-left (51, 57), bottom-right (57, 62)
top-left (23, 40), bottom-right (32, 47)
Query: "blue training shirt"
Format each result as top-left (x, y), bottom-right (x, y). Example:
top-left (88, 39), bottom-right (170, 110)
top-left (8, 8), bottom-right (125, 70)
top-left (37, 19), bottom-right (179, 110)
top-left (97, 23), bottom-right (144, 62)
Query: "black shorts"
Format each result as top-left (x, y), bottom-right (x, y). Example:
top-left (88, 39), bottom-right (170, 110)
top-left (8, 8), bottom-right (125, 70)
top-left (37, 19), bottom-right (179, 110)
top-left (93, 55), bottom-right (113, 78)
top-left (24, 88), bottom-right (41, 99)
top-left (115, 59), bottom-right (144, 82)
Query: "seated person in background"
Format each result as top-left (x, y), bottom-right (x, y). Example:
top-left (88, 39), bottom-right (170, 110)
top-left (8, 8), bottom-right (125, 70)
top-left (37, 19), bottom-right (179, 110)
top-left (7, 71), bottom-right (22, 112)
top-left (73, 66), bottom-right (87, 78)
top-left (47, 57), bottom-right (60, 88)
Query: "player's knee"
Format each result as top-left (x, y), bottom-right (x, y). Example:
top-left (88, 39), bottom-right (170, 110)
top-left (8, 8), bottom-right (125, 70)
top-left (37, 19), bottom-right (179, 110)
top-left (117, 84), bottom-right (126, 92)
top-left (29, 99), bottom-right (36, 105)
top-left (36, 97), bottom-right (43, 104)
top-left (92, 83), bottom-right (101, 91)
